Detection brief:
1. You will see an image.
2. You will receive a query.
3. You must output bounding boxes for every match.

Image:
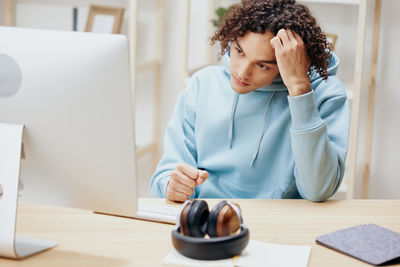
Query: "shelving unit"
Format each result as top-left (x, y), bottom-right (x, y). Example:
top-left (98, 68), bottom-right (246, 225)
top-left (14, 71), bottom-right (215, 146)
top-left (305, 0), bottom-right (382, 200)
top-left (3, 0), bottom-right (164, 171)
top-left (133, 0), bottom-right (164, 172)
top-left (5, 0), bottom-right (15, 26)
top-left (179, 0), bottom-right (381, 199)
top-left (360, 0), bottom-right (381, 199)
top-left (180, 0), bottom-right (216, 90)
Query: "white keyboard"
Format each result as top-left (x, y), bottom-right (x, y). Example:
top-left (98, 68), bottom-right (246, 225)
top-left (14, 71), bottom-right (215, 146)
top-left (136, 202), bottom-right (180, 224)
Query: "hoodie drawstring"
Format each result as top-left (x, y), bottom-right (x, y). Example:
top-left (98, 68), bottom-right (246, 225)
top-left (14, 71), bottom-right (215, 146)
top-left (250, 92), bottom-right (275, 167)
top-left (228, 93), bottom-right (239, 148)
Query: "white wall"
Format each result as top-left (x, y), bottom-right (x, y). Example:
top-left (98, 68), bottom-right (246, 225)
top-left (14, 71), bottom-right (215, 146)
top-left (2, 0), bottom-right (399, 199)
top-left (368, 0), bottom-right (400, 199)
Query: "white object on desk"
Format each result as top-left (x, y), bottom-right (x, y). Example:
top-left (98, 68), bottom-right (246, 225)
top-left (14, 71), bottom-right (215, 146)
top-left (163, 239), bottom-right (311, 267)
top-left (0, 122), bottom-right (57, 259)
top-left (137, 201), bottom-right (180, 224)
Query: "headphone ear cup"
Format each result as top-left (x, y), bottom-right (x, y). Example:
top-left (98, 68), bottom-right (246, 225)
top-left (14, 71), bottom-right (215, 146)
top-left (179, 201), bottom-right (192, 236)
top-left (180, 200), bottom-right (209, 237)
top-left (208, 201), bottom-right (241, 238)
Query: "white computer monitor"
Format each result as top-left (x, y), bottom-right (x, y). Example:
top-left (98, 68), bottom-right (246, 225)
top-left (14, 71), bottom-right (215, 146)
top-left (0, 26), bottom-right (139, 218)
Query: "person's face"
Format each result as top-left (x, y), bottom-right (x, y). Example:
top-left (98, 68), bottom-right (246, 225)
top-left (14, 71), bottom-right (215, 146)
top-left (230, 31), bottom-right (280, 94)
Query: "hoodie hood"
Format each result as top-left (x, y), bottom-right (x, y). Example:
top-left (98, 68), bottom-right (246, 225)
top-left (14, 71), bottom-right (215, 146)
top-left (222, 51), bottom-right (340, 91)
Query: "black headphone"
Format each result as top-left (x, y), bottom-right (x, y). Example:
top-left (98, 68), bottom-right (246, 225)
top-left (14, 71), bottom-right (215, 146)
top-left (171, 199), bottom-right (250, 260)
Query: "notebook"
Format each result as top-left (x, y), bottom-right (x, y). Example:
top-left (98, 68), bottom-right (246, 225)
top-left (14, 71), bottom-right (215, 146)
top-left (163, 239), bottom-right (311, 267)
top-left (316, 224), bottom-right (400, 266)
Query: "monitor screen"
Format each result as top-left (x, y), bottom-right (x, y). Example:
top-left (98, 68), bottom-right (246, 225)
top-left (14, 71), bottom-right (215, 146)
top-left (0, 26), bottom-right (138, 217)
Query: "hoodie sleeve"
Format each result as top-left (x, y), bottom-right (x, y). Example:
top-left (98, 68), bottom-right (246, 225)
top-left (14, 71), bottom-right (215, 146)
top-left (287, 77), bottom-right (350, 202)
top-left (149, 76), bottom-right (199, 198)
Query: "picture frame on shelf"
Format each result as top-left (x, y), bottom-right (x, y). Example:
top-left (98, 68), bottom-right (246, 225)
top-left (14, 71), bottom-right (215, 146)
top-left (85, 5), bottom-right (124, 34)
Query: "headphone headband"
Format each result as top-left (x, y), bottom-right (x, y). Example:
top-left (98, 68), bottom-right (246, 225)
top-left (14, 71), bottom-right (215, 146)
top-left (225, 200), bottom-right (243, 224)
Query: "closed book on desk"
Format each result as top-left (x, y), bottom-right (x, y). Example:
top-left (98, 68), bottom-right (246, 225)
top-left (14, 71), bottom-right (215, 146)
top-left (316, 224), bottom-right (400, 266)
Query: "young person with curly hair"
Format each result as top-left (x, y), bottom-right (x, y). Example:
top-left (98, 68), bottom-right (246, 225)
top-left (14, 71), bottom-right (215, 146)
top-left (150, 0), bottom-right (350, 202)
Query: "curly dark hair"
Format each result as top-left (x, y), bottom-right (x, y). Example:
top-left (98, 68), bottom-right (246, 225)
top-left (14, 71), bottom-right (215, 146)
top-left (211, 0), bottom-right (332, 80)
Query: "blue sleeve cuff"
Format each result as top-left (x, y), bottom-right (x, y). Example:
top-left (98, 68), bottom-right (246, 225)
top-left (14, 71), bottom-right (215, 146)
top-left (287, 91), bottom-right (324, 131)
top-left (150, 174), bottom-right (170, 198)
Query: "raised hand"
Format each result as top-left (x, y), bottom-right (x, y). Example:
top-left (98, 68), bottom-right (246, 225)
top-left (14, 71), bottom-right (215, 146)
top-left (270, 29), bottom-right (311, 96)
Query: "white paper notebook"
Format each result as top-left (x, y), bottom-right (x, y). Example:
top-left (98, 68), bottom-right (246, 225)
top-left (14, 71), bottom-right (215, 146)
top-left (163, 239), bottom-right (311, 267)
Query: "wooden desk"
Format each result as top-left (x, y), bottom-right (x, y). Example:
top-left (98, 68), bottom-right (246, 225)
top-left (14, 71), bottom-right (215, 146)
top-left (1, 199), bottom-right (399, 266)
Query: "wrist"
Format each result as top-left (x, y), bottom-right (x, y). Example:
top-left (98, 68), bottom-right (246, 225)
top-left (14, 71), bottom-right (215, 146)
top-left (287, 79), bottom-right (311, 96)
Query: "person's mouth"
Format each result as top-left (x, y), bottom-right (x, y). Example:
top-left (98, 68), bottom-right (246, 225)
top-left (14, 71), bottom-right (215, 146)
top-left (232, 75), bottom-right (250, 87)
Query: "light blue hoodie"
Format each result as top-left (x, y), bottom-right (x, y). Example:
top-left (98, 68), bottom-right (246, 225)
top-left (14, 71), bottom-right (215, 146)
top-left (150, 52), bottom-right (349, 202)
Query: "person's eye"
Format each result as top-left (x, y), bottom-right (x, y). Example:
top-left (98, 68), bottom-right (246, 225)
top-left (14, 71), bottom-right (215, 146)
top-left (235, 47), bottom-right (243, 55)
top-left (258, 63), bottom-right (270, 70)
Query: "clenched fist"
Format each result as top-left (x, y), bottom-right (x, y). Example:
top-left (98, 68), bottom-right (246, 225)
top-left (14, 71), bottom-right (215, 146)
top-left (166, 163), bottom-right (209, 202)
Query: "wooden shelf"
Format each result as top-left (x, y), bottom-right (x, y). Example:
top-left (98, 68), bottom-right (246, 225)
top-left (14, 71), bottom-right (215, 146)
top-left (5, 0), bottom-right (16, 26)
top-left (137, 60), bottom-right (161, 73)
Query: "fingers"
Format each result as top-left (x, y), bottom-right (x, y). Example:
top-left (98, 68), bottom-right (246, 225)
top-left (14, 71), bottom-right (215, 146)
top-left (292, 31), bottom-right (303, 43)
top-left (286, 29), bottom-right (295, 42)
top-left (166, 163), bottom-right (209, 202)
top-left (176, 162), bottom-right (209, 184)
top-left (196, 170), bottom-right (209, 184)
top-left (274, 29), bottom-right (303, 48)
top-left (166, 176), bottom-right (193, 202)
top-left (176, 162), bottom-right (200, 180)
top-left (170, 169), bottom-right (197, 188)
top-left (166, 185), bottom-right (188, 202)
top-left (277, 28), bottom-right (290, 43)
top-left (270, 36), bottom-right (282, 50)
top-left (168, 178), bottom-right (194, 196)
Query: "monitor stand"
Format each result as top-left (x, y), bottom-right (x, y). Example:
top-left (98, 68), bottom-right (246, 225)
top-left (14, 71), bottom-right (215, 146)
top-left (0, 122), bottom-right (57, 259)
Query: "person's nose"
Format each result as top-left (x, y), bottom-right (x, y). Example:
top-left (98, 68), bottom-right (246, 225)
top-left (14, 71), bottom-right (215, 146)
top-left (237, 61), bottom-right (251, 81)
